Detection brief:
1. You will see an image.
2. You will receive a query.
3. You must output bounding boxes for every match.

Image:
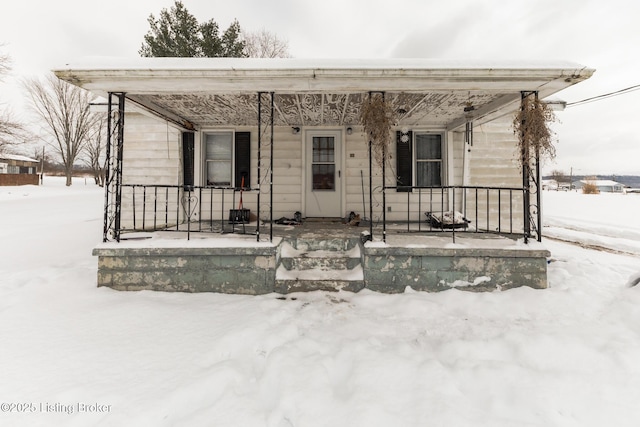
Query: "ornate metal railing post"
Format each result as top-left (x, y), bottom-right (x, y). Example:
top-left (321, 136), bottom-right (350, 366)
top-left (257, 91), bottom-right (275, 242)
top-left (520, 92), bottom-right (531, 244)
top-left (520, 91), bottom-right (543, 243)
top-left (103, 92), bottom-right (126, 242)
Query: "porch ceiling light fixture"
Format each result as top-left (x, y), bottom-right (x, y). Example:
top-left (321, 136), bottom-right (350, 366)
top-left (292, 126), bottom-right (300, 134)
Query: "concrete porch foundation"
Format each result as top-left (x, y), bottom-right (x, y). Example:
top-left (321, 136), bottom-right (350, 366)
top-left (93, 222), bottom-right (550, 294)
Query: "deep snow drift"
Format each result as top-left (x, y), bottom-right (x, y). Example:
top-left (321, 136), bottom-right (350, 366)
top-left (0, 178), bottom-right (639, 427)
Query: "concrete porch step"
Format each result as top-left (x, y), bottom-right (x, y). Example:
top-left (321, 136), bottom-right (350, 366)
top-left (274, 265), bottom-right (365, 293)
top-left (285, 236), bottom-right (361, 252)
top-left (279, 242), bottom-right (361, 271)
top-left (276, 239), bottom-right (364, 292)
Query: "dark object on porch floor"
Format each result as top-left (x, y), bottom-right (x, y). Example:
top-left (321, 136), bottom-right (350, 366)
top-left (275, 211), bottom-right (303, 226)
top-left (229, 208), bottom-right (250, 223)
top-left (343, 211), bottom-right (361, 226)
top-left (425, 211), bottom-right (471, 230)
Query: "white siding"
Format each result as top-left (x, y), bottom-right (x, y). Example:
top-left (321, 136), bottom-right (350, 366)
top-left (120, 112), bottom-right (183, 229)
top-left (117, 114), bottom-right (524, 230)
top-left (465, 117), bottom-right (525, 232)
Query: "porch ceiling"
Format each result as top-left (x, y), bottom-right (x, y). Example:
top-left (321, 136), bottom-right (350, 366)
top-left (54, 58), bottom-right (594, 131)
top-left (133, 91), bottom-right (509, 129)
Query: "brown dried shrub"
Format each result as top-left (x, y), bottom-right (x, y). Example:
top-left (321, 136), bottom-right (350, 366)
top-left (359, 93), bottom-right (395, 167)
top-left (513, 95), bottom-right (557, 167)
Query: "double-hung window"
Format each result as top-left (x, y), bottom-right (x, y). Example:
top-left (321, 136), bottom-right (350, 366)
top-left (415, 133), bottom-right (443, 187)
top-left (396, 131), bottom-right (444, 191)
top-left (205, 132), bottom-right (233, 186)
top-left (191, 131), bottom-right (250, 188)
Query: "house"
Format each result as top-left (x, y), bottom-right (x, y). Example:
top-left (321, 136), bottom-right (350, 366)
top-left (573, 179), bottom-right (625, 193)
top-left (542, 179), bottom-right (558, 191)
top-left (0, 154), bottom-right (40, 186)
top-left (53, 58), bottom-right (593, 294)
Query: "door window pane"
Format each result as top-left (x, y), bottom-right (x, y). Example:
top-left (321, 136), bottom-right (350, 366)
top-left (312, 136), bottom-right (335, 190)
top-left (312, 164), bottom-right (335, 190)
top-left (313, 137), bottom-right (335, 162)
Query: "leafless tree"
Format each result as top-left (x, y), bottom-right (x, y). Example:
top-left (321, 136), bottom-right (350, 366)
top-left (243, 29), bottom-right (290, 58)
top-left (0, 46), bottom-right (27, 154)
top-left (83, 114), bottom-right (107, 186)
top-left (550, 169), bottom-right (567, 184)
top-left (23, 74), bottom-right (98, 186)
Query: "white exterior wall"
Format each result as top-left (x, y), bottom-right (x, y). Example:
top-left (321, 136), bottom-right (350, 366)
top-left (122, 112), bottom-right (182, 186)
top-left (117, 113), bottom-right (523, 230)
top-left (464, 116), bottom-right (525, 232)
top-left (120, 112), bottom-right (183, 230)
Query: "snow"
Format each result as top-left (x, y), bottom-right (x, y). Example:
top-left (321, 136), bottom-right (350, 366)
top-left (54, 57), bottom-right (590, 72)
top-left (0, 153), bottom-right (39, 163)
top-left (1, 177), bottom-right (640, 427)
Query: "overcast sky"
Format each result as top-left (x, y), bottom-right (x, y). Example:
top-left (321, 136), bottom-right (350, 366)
top-left (1, 0), bottom-right (639, 175)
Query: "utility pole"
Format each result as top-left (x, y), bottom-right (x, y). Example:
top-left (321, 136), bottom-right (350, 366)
top-left (40, 146), bottom-right (44, 184)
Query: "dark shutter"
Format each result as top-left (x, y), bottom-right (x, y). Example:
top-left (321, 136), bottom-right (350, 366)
top-left (234, 131), bottom-right (251, 189)
top-left (182, 132), bottom-right (195, 189)
top-left (396, 130), bottom-right (412, 192)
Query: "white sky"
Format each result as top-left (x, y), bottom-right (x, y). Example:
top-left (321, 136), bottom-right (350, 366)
top-left (1, 0), bottom-right (639, 175)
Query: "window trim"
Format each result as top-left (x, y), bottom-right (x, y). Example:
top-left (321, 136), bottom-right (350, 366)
top-left (396, 129), bottom-right (446, 192)
top-left (414, 131), bottom-right (445, 188)
top-left (198, 130), bottom-right (251, 189)
top-left (202, 130), bottom-right (234, 187)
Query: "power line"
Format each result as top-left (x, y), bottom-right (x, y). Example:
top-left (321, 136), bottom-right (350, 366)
top-left (566, 84), bottom-right (640, 108)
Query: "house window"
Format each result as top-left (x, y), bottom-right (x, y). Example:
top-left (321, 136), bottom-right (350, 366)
top-left (415, 133), bottom-right (443, 187)
top-left (199, 131), bottom-right (251, 188)
top-left (204, 132), bottom-right (232, 186)
top-left (396, 131), bottom-right (444, 191)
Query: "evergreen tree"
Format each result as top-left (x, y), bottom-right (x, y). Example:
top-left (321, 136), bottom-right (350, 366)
top-left (139, 1), bottom-right (246, 58)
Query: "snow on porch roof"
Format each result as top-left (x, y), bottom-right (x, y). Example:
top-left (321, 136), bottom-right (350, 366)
top-left (54, 57), bottom-right (593, 94)
top-left (53, 57), bottom-right (594, 130)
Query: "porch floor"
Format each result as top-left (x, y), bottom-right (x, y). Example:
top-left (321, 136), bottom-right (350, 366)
top-left (119, 218), bottom-right (532, 249)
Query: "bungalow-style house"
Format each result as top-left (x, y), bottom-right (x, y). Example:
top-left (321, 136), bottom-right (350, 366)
top-left (54, 58), bottom-right (593, 294)
top-left (573, 179), bottom-right (625, 193)
top-left (0, 154), bottom-right (40, 186)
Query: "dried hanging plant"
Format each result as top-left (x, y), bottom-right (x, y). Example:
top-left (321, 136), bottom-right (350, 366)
top-left (513, 95), bottom-right (558, 167)
top-left (359, 93), bottom-right (395, 166)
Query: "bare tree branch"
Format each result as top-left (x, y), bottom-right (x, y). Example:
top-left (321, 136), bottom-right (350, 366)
top-left (81, 114), bottom-right (107, 186)
top-left (0, 46), bottom-right (28, 154)
top-left (23, 74), bottom-right (99, 186)
top-left (243, 29), bottom-right (290, 58)
top-left (0, 44), bottom-right (11, 78)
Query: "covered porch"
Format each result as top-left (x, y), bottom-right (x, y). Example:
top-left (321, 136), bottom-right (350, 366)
top-left (54, 58), bottom-right (593, 293)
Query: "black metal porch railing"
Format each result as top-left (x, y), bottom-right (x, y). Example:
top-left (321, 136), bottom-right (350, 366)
top-left (382, 185), bottom-right (530, 243)
top-left (118, 184), bottom-right (260, 240)
top-left (114, 183), bottom-right (531, 244)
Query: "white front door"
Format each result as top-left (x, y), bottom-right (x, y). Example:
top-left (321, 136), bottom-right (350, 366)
top-left (305, 130), bottom-right (342, 217)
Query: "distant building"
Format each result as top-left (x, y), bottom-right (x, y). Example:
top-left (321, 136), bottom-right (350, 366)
top-left (0, 154), bottom-right (40, 186)
top-left (542, 179), bottom-right (558, 190)
top-left (572, 179), bottom-right (625, 193)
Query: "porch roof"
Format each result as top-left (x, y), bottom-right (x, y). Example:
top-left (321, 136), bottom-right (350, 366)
top-left (54, 57), bottom-right (594, 131)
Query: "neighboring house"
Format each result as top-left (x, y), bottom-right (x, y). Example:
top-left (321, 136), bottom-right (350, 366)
top-left (0, 154), bottom-right (40, 186)
top-left (54, 58), bottom-right (593, 294)
top-left (573, 179), bottom-right (625, 193)
top-left (542, 179), bottom-right (558, 191)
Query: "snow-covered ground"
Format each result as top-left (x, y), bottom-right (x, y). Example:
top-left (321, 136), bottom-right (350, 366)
top-left (1, 178), bottom-right (639, 427)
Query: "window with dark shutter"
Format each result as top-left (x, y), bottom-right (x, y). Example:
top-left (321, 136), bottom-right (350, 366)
top-left (415, 133), bottom-right (443, 187)
top-left (234, 131), bottom-right (251, 189)
top-left (396, 130), bottom-right (413, 192)
top-left (182, 132), bottom-right (194, 189)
